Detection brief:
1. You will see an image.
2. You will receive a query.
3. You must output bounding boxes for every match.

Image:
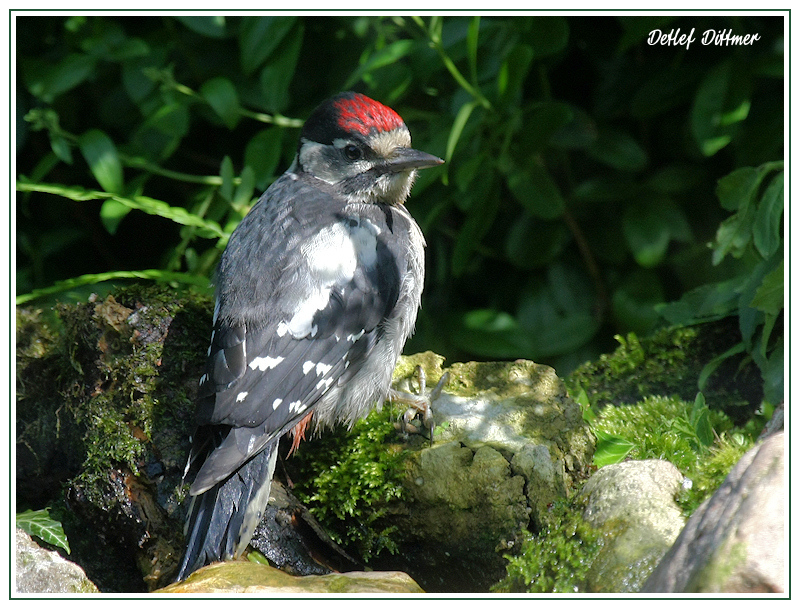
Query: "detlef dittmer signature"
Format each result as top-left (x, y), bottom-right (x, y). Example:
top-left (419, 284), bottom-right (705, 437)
top-left (647, 28), bottom-right (761, 50)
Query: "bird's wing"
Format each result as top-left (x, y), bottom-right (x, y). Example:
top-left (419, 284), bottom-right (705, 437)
top-left (189, 183), bottom-right (404, 494)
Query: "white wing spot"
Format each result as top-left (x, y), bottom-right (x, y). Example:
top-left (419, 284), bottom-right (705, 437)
top-left (272, 398), bottom-right (283, 410)
top-left (316, 362), bottom-right (332, 376)
top-left (316, 377), bottom-right (334, 391)
top-left (249, 355), bottom-right (285, 371)
top-left (199, 373), bottom-right (208, 386)
top-left (347, 329), bottom-right (366, 342)
top-left (289, 400), bottom-right (306, 413)
top-left (236, 392), bottom-right (248, 402)
top-left (303, 361), bottom-right (316, 375)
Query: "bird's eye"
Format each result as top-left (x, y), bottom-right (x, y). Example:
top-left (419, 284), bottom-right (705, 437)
top-left (343, 144), bottom-right (363, 161)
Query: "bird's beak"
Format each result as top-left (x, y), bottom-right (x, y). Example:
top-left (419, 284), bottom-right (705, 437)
top-left (386, 147), bottom-right (444, 173)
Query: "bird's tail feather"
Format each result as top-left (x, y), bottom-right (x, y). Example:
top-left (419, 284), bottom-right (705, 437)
top-left (176, 441), bottom-right (278, 581)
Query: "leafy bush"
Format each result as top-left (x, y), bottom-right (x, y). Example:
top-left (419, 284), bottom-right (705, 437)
top-left (17, 15), bottom-right (784, 383)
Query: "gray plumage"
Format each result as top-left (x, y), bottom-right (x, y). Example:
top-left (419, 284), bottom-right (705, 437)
top-left (177, 92), bottom-right (441, 580)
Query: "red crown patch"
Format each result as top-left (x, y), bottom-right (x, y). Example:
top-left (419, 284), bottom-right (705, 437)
top-left (334, 93), bottom-right (405, 136)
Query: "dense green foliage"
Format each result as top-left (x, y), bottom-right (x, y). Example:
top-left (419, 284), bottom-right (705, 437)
top-left (17, 14), bottom-right (784, 382)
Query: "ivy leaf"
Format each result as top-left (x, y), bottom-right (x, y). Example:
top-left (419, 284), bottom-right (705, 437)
top-left (17, 509), bottom-right (71, 554)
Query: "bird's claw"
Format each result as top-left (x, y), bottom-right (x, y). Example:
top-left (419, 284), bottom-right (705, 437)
top-left (391, 365), bottom-right (449, 444)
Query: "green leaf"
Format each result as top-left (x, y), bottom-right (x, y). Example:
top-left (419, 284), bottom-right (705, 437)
top-left (691, 61), bottom-right (751, 156)
top-left (712, 201), bottom-right (756, 265)
top-left (690, 393), bottom-right (714, 448)
top-left (344, 39), bottom-right (416, 90)
top-left (259, 23), bottom-right (304, 112)
top-left (611, 270), bottom-right (665, 335)
top-left (23, 53), bottom-right (97, 103)
top-left (233, 166), bottom-right (256, 211)
top-left (99, 199), bottom-right (132, 234)
top-left (515, 265), bottom-right (601, 357)
top-left (656, 278), bottom-right (742, 326)
top-left (750, 260), bottom-right (783, 316)
top-left (572, 176), bottom-right (637, 203)
top-left (16, 181), bottom-right (226, 238)
top-left (239, 16), bottom-right (297, 75)
top-left (593, 429), bottom-right (635, 467)
top-left (698, 342), bottom-right (746, 391)
top-left (16, 269), bottom-right (212, 305)
top-left (753, 171), bottom-right (783, 259)
top-left (758, 337), bottom-right (784, 404)
top-left (49, 134), bottom-right (74, 164)
top-left (78, 129), bottom-right (124, 194)
top-left (173, 15), bottom-right (227, 38)
top-left (715, 166), bottom-right (760, 211)
top-left (549, 106), bottom-right (597, 150)
top-left (449, 309), bottom-right (526, 360)
top-left (17, 509), bottom-right (70, 554)
top-left (446, 100), bottom-right (478, 163)
top-left (200, 77), bottom-right (241, 129)
top-left (244, 128), bottom-right (283, 190)
top-left (497, 44), bottom-right (534, 105)
top-left (587, 128), bottom-right (648, 172)
top-left (506, 164), bottom-right (565, 219)
top-left (520, 102), bottom-right (574, 154)
top-left (220, 156), bottom-right (235, 202)
top-left (622, 198), bottom-right (690, 268)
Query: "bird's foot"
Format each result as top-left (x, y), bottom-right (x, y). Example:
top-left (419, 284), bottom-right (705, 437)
top-left (390, 365), bottom-right (449, 443)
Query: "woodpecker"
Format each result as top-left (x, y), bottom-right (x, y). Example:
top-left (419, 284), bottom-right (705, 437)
top-left (176, 92), bottom-right (443, 580)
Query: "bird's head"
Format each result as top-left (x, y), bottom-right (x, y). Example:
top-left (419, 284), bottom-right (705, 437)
top-left (293, 92), bottom-right (443, 206)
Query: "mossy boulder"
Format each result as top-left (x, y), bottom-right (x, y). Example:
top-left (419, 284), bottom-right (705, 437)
top-left (16, 285), bottom-right (212, 591)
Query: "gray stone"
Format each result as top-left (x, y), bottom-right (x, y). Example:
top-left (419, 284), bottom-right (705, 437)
top-left (579, 459), bottom-right (686, 592)
top-left (642, 432), bottom-right (785, 593)
top-left (377, 353), bottom-right (595, 592)
top-left (15, 529), bottom-right (99, 594)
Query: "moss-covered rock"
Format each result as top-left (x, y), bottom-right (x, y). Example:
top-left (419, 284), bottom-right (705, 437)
top-left (16, 284), bottom-right (212, 591)
top-left (291, 352), bottom-right (595, 593)
top-left (567, 321), bottom-right (764, 424)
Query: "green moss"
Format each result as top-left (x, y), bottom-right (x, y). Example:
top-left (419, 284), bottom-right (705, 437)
top-left (16, 284), bottom-right (211, 507)
top-left (566, 322), bottom-right (763, 424)
top-left (289, 406), bottom-right (410, 562)
top-left (492, 499), bottom-right (604, 593)
top-left (592, 395), bottom-right (752, 515)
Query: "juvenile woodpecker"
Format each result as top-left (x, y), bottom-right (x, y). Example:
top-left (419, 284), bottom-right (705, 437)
top-left (177, 92), bottom-right (443, 580)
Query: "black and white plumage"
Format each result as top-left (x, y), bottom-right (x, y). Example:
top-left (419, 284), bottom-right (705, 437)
top-left (177, 92), bottom-right (443, 580)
